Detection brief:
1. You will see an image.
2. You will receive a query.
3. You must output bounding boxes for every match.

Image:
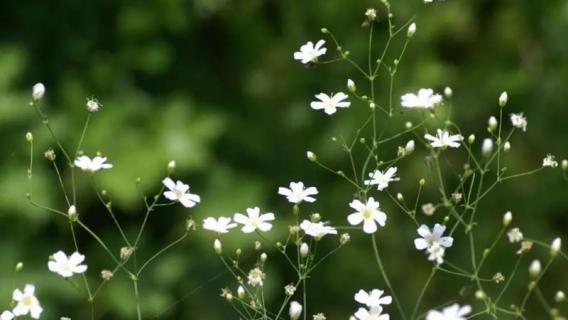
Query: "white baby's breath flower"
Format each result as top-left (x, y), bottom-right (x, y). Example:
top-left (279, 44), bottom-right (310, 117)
top-left (414, 224), bottom-right (454, 264)
top-left (162, 178), bottom-right (200, 208)
top-left (74, 155), bottom-right (112, 173)
top-left (233, 207), bottom-right (275, 233)
top-left (510, 113), bottom-right (527, 131)
top-left (353, 307), bottom-right (389, 320)
top-left (507, 228), bottom-right (524, 243)
top-left (364, 167), bottom-right (399, 191)
top-left (247, 268), bottom-right (265, 287)
top-left (426, 303), bottom-right (471, 320)
top-left (421, 203), bottom-right (436, 216)
top-left (12, 285), bottom-right (43, 319)
top-left (354, 289), bottom-right (392, 308)
top-left (0, 311), bottom-right (14, 320)
top-left (425, 129), bottom-right (463, 149)
top-left (86, 98), bottom-right (101, 112)
top-left (365, 8), bottom-right (377, 21)
top-left (543, 154), bottom-right (558, 168)
top-left (347, 198), bottom-right (387, 234)
top-left (401, 89), bottom-right (443, 109)
top-left (293, 40), bottom-right (327, 64)
top-left (202, 217), bottom-right (237, 234)
top-left (310, 92), bottom-right (351, 115)
top-left (289, 301), bottom-right (303, 320)
top-left (48, 251), bottom-right (88, 278)
top-left (300, 220), bottom-right (337, 240)
top-left (32, 83), bottom-right (45, 101)
top-left (278, 182), bottom-right (318, 204)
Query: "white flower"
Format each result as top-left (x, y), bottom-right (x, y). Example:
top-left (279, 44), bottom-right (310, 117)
top-left (401, 89), bottom-right (443, 109)
top-left (300, 220), bottom-right (337, 240)
top-left (425, 129), bottom-right (463, 149)
top-left (347, 198), bottom-right (387, 234)
top-left (414, 224), bottom-right (454, 264)
top-left (542, 154), bottom-right (558, 168)
top-left (86, 98), bottom-right (101, 112)
top-left (162, 178), bottom-right (201, 208)
top-left (310, 92), bottom-right (351, 115)
top-left (233, 207), bottom-right (275, 233)
top-left (74, 155), bottom-right (113, 173)
top-left (364, 167), bottom-right (399, 191)
top-left (247, 267), bottom-right (265, 287)
top-left (421, 203), bottom-right (436, 216)
top-left (202, 217), bottom-right (237, 234)
top-left (510, 113), bottom-right (527, 131)
top-left (0, 311), bottom-right (14, 320)
top-left (354, 289), bottom-right (392, 308)
top-left (407, 22), bottom-right (416, 37)
top-left (293, 40), bottom-right (327, 64)
top-left (426, 304), bottom-right (471, 320)
top-left (12, 285), bottom-right (43, 319)
top-left (289, 301), bottom-right (303, 320)
top-left (32, 83), bottom-right (45, 101)
top-left (48, 251), bottom-right (88, 278)
top-left (365, 8), bottom-right (377, 21)
top-left (354, 307), bottom-right (390, 320)
top-left (507, 228), bottom-right (524, 243)
top-left (278, 182), bottom-right (318, 204)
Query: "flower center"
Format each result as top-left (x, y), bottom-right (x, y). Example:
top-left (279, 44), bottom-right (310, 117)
top-left (362, 209), bottom-right (372, 220)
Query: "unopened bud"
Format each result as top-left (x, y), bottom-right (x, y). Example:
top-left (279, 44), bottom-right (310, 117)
top-left (214, 239), bottom-right (222, 255)
top-left (168, 160), bottom-right (176, 173)
top-left (419, 178), bottom-right (426, 186)
top-left (396, 193), bottom-right (404, 201)
top-left (468, 134), bottom-right (476, 144)
top-left (237, 286), bottom-right (245, 299)
top-left (404, 140), bottom-right (415, 155)
top-left (475, 290), bottom-right (486, 300)
top-left (68, 205), bottom-right (78, 221)
top-left (562, 159), bottom-right (568, 170)
top-left (407, 22), bottom-right (416, 37)
top-left (260, 252), bottom-right (268, 263)
top-left (347, 79), bottom-right (356, 93)
top-left (488, 116), bottom-right (498, 132)
top-left (15, 262), bottom-right (24, 272)
top-left (25, 132), bottom-right (33, 142)
top-left (289, 301), bottom-right (303, 320)
top-left (307, 151), bottom-right (317, 162)
top-left (551, 237), bottom-right (562, 257)
top-left (499, 91), bottom-right (508, 107)
top-left (555, 291), bottom-right (566, 302)
top-left (444, 86), bottom-right (453, 98)
top-left (529, 259), bottom-right (541, 278)
top-left (300, 242), bottom-right (309, 258)
top-left (405, 121), bottom-right (413, 129)
top-left (503, 141), bottom-right (511, 152)
top-left (503, 211), bottom-right (512, 226)
top-left (32, 83), bottom-right (46, 101)
top-left (482, 138), bottom-right (493, 157)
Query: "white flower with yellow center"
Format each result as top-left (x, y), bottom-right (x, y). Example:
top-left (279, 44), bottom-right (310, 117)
top-left (12, 285), bottom-right (43, 319)
top-left (278, 182), bottom-right (318, 204)
top-left (310, 92), bottom-right (351, 115)
top-left (74, 155), bottom-right (112, 173)
top-left (414, 224), bottom-right (454, 264)
top-left (347, 198), bottom-right (387, 234)
top-left (234, 207), bottom-right (275, 233)
top-left (162, 178), bottom-right (201, 208)
top-left (293, 40), bottom-right (327, 64)
top-left (48, 251), bottom-right (88, 278)
top-left (247, 268), bottom-right (265, 287)
top-left (425, 129), bottom-right (463, 149)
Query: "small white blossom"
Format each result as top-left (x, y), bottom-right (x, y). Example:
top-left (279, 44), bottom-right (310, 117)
top-left (278, 182), bottom-right (318, 204)
top-left (421, 203), bottom-right (436, 216)
top-left (347, 198), bottom-right (387, 234)
top-left (74, 155), bottom-right (113, 173)
top-left (543, 154), bottom-right (558, 168)
top-left (300, 220), bottom-right (337, 240)
top-left (401, 89), bottom-right (443, 109)
top-left (32, 83), bottom-right (45, 101)
top-left (425, 129), bottom-right (463, 149)
top-left (293, 40), bottom-right (327, 64)
top-left (414, 224), bottom-right (454, 264)
top-left (364, 167), bottom-right (399, 191)
top-left (12, 285), bottom-right (43, 319)
top-left (353, 307), bottom-right (390, 320)
top-left (289, 301), bottom-right (303, 320)
top-left (48, 251), bottom-right (88, 278)
top-left (247, 267), bottom-right (265, 287)
top-left (162, 178), bottom-right (201, 208)
top-left (310, 92), bottom-right (351, 115)
top-left (354, 289), bottom-right (392, 308)
top-left (86, 98), bottom-right (101, 112)
top-left (0, 311), bottom-right (14, 320)
top-left (510, 113), bottom-right (527, 131)
top-left (202, 217), bottom-right (237, 234)
top-left (507, 228), bottom-right (524, 243)
top-left (365, 8), bottom-right (377, 21)
top-left (426, 304), bottom-right (471, 320)
top-left (233, 207), bottom-right (275, 233)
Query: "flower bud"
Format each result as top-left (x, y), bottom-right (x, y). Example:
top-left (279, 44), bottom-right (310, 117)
top-left (365, 8), bottom-right (377, 21)
top-left (307, 151), bottom-right (317, 162)
top-left (300, 242), bottom-right (309, 258)
top-left (260, 252), bottom-right (268, 263)
top-left (503, 141), bottom-right (511, 152)
top-left (407, 22), bottom-right (416, 38)
top-left (68, 205), bottom-right (78, 221)
top-left (120, 247), bottom-right (133, 260)
top-left (101, 270), bottom-right (114, 281)
top-left (44, 149), bottom-right (56, 161)
top-left (168, 160), bottom-right (176, 173)
top-left (499, 91), bottom-right (508, 107)
top-left (237, 286), bottom-right (245, 299)
top-left (482, 138), bottom-right (493, 157)
top-left (15, 262), bottom-right (24, 272)
top-left (503, 211), bottom-right (512, 226)
top-left (488, 116), bottom-right (498, 132)
top-left (555, 291), bottom-right (566, 302)
top-left (405, 121), bottom-right (413, 129)
top-left (475, 290), bottom-right (486, 300)
top-left (339, 233), bottom-right (351, 245)
top-left (396, 193), bottom-right (404, 201)
top-left (32, 83), bottom-right (45, 101)
top-left (529, 259), bottom-right (541, 278)
top-left (214, 239), bottom-right (222, 255)
top-left (562, 159), bottom-right (568, 171)
top-left (25, 132), bottom-right (33, 142)
top-left (419, 178), bottom-right (426, 186)
top-left (444, 86), bottom-right (453, 98)
top-left (468, 134), bottom-right (475, 144)
top-left (289, 301), bottom-right (303, 320)
top-left (404, 140), bottom-right (415, 155)
top-left (347, 79), bottom-right (356, 93)
top-left (551, 237), bottom-right (562, 257)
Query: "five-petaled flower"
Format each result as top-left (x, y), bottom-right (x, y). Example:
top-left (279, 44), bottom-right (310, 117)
top-left (354, 289), bottom-right (392, 308)
top-left (247, 267), bottom-right (265, 287)
top-left (12, 285), bottom-right (43, 319)
top-left (203, 217), bottom-right (237, 234)
top-left (426, 303), bottom-right (471, 320)
top-left (414, 224), bottom-right (454, 264)
top-left (294, 40), bottom-right (327, 64)
top-left (425, 129), bottom-right (463, 149)
top-left (234, 207), bottom-right (275, 233)
top-left (48, 251), bottom-right (88, 278)
top-left (278, 182), bottom-right (318, 204)
top-left (364, 167), bottom-right (400, 191)
top-left (401, 89), bottom-right (443, 109)
top-left (74, 155), bottom-right (113, 173)
top-left (162, 178), bottom-right (201, 208)
top-left (347, 198), bottom-right (387, 234)
top-left (310, 92), bottom-right (351, 115)
top-left (353, 307), bottom-right (390, 320)
top-left (300, 220), bottom-right (337, 240)
top-left (0, 311), bottom-right (14, 320)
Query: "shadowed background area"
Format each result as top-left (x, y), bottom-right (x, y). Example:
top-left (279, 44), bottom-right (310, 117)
top-left (0, 0), bottom-right (567, 319)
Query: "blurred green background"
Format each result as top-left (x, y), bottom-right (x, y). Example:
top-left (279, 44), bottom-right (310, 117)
top-left (1, 0), bottom-right (567, 319)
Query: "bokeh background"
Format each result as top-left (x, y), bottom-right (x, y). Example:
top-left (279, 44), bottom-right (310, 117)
top-left (0, 0), bottom-right (567, 319)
